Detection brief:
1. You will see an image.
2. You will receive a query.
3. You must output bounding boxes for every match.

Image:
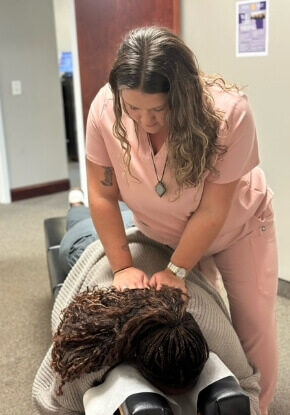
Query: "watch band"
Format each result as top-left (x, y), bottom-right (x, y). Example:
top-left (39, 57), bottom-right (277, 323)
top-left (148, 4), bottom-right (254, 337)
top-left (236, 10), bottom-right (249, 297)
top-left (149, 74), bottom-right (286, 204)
top-left (167, 261), bottom-right (189, 278)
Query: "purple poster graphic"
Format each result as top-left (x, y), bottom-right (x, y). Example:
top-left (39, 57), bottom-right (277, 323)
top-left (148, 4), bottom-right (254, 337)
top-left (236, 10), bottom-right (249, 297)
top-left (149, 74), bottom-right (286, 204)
top-left (236, 1), bottom-right (269, 57)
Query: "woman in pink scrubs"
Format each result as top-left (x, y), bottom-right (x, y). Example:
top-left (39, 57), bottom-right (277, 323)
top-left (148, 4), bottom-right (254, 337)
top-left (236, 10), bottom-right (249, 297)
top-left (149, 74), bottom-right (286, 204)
top-left (86, 26), bottom-right (278, 415)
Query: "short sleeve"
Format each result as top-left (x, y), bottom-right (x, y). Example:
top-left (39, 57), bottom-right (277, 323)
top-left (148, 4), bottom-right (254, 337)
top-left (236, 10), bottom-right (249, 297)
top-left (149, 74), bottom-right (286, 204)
top-left (208, 93), bottom-right (260, 184)
top-left (86, 84), bottom-right (113, 166)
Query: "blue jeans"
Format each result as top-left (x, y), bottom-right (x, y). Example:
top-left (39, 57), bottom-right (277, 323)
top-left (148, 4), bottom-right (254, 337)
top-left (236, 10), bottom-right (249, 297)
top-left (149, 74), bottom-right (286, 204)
top-left (59, 204), bottom-right (134, 274)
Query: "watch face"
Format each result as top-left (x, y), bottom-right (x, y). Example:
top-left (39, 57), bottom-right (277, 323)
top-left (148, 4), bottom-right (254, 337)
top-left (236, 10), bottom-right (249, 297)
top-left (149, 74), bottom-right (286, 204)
top-left (177, 268), bottom-right (187, 278)
top-left (167, 262), bottom-right (188, 278)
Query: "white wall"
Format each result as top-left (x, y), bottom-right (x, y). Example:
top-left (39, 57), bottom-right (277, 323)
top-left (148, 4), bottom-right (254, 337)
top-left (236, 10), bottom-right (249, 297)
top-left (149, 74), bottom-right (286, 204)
top-left (181, 0), bottom-right (290, 281)
top-left (0, 0), bottom-right (68, 191)
top-left (53, 0), bottom-right (72, 59)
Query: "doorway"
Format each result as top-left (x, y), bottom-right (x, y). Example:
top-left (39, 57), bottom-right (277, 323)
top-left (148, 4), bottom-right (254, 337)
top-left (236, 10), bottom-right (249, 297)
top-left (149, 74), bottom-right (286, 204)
top-left (53, 0), bottom-right (81, 190)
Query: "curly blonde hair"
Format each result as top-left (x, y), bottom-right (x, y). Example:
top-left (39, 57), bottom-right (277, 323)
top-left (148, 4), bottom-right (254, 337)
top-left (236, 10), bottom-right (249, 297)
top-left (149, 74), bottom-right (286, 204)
top-left (109, 26), bottom-right (240, 191)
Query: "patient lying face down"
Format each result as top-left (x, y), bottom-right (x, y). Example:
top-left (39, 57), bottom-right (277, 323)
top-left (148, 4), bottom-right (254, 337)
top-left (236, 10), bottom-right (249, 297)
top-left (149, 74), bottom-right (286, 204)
top-left (51, 286), bottom-right (209, 396)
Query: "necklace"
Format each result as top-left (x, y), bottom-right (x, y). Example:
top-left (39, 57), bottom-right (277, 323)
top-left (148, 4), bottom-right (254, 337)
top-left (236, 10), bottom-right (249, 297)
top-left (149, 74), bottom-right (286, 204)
top-left (147, 134), bottom-right (168, 197)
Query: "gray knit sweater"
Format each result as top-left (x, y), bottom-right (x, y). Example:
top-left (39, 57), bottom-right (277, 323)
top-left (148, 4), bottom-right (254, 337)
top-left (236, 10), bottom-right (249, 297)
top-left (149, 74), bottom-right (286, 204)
top-left (32, 228), bottom-right (261, 415)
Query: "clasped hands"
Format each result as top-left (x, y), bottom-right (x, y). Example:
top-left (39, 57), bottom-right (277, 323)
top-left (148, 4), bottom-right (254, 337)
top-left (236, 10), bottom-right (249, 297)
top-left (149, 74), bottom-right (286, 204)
top-left (113, 266), bottom-right (188, 298)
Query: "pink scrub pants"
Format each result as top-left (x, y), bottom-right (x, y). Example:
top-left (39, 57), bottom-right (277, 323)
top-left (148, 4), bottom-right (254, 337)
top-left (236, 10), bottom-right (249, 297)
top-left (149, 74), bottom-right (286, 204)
top-left (200, 203), bottom-right (279, 415)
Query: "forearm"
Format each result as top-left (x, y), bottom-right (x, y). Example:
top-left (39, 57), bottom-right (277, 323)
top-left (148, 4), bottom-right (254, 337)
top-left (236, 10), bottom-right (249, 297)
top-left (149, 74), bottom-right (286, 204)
top-left (89, 197), bottom-right (133, 273)
top-left (87, 159), bottom-right (134, 274)
top-left (171, 179), bottom-right (239, 271)
top-left (150, 207), bottom-right (227, 297)
top-left (171, 208), bottom-right (226, 270)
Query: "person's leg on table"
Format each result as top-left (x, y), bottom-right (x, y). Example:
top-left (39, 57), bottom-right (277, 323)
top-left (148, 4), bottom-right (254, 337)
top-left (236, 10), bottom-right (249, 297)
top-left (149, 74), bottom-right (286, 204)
top-left (214, 209), bottom-right (279, 415)
top-left (121, 209), bottom-right (135, 230)
top-left (65, 209), bottom-right (134, 271)
top-left (67, 190), bottom-right (134, 231)
top-left (66, 206), bottom-right (91, 230)
top-left (60, 190), bottom-right (135, 274)
top-left (66, 188), bottom-right (90, 230)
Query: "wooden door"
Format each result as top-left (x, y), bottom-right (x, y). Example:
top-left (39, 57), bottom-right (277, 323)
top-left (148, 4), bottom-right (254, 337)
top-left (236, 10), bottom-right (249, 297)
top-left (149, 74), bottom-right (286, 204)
top-left (74, 0), bottom-right (180, 127)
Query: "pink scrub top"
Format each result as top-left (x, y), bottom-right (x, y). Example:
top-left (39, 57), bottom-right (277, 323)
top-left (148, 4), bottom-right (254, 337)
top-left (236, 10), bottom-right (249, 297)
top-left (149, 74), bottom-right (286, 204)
top-left (86, 83), bottom-right (273, 250)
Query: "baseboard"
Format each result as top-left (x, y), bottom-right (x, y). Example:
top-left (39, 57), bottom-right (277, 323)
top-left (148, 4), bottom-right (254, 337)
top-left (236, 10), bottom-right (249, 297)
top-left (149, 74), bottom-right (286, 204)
top-left (278, 278), bottom-right (290, 300)
top-left (11, 179), bottom-right (70, 201)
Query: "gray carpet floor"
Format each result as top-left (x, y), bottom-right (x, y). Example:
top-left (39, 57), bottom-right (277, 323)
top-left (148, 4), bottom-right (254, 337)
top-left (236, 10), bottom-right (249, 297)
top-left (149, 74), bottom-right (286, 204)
top-left (0, 191), bottom-right (289, 415)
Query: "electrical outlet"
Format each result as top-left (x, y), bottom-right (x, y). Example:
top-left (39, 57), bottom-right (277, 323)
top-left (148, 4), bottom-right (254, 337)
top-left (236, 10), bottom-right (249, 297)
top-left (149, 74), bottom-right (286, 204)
top-left (11, 80), bottom-right (22, 95)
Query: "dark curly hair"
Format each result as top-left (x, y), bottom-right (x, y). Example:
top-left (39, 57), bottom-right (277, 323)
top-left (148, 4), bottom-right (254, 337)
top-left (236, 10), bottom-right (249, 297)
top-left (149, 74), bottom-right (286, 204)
top-left (51, 286), bottom-right (209, 395)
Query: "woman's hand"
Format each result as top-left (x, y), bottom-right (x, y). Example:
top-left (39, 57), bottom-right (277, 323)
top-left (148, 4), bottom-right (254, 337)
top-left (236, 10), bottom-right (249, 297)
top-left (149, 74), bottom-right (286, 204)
top-left (113, 267), bottom-right (150, 290)
top-left (150, 269), bottom-right (188, 298)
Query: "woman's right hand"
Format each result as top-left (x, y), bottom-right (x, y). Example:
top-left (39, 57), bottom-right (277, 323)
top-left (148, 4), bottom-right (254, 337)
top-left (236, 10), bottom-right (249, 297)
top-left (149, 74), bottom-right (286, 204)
top-left (113, 267), bottom-right (150, 290)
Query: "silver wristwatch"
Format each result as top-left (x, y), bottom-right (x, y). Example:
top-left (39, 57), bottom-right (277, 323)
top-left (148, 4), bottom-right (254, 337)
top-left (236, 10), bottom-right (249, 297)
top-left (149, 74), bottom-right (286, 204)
top-left (167, 261), bottom-right (189, 278)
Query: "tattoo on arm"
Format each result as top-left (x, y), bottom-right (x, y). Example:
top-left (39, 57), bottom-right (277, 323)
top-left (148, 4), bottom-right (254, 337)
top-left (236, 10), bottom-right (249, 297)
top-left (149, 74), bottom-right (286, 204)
top-left (101, 166), bottom-right (114, 186)
top-left (121, 244), bottom-right (130, 252)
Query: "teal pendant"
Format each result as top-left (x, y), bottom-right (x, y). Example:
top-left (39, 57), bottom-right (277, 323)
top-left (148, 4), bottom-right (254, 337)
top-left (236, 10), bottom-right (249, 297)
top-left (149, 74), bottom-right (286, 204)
top-left (155, 181), bottom-right (166, 197)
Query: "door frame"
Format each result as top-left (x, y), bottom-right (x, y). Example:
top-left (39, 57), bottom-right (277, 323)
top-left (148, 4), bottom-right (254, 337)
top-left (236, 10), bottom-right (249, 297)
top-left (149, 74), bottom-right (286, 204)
top-left (70, 0), bottom-right (88, 202)
top-left (0, 93), bottom-right (11, 204)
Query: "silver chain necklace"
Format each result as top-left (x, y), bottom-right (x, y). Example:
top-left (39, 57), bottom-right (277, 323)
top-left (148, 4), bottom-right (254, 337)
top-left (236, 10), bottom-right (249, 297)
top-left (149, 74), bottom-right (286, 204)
top-left (147, 134), bottom-right (168, 197)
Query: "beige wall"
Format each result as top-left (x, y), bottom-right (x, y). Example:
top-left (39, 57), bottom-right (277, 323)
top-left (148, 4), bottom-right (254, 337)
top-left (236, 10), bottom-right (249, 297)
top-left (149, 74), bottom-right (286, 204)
top-left (181, 0), bottom-right (290, 281)
top-left (0, 0), bottom-right (68, 191)
top-left (53, 0), bottom-right (73, 59)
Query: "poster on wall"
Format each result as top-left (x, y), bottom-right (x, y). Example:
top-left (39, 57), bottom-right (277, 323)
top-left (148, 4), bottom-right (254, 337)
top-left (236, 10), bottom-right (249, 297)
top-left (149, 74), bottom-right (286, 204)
top-left (236, 0), bottom-right (269, 57)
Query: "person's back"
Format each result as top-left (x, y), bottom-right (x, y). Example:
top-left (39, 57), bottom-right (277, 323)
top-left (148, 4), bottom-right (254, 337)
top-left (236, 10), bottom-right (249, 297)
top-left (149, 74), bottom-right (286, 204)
top-left (32, 227), bottom-right (260, 415)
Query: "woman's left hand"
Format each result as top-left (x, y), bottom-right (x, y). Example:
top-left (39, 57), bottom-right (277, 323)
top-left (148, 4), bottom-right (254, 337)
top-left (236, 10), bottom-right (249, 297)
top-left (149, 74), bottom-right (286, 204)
top-left (150, 269), bottom-right (188, 299)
